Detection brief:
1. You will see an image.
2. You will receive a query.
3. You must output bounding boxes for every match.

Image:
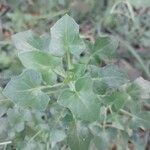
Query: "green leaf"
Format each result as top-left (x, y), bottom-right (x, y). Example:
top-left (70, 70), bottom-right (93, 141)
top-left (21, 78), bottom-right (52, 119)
top-left (92, 80), bottom-right (108, 95)
top-left (49, 14), bottom-right (85, 57)
top-left (130, 0), bottom-right (150, 7)
top-left (67, 121), bottom-right (91, 150)
top-left (89, 36), bottom-right (118, 62)
top-left (18, 51), bottom-right (61, 70)
top-left (133, 143), bottom-right (145, 150)
top-left (7, 108), bottom-right (25, 133)
top-left (21, 141), bottom-right (45, 150)
top-left (40, 34), bottom-right (51, 52)
top-left (134, 77), bottom-right (150, 99)
top-left (49, 103), bottom-right (69, 126)
top-left (92, 129), bottom-right (118, 150)
top-left (3, 69), bottom-right (50, 111)
top-left (0, 87), bottom-right (3, 98)
top-left (123, 82), bottom-right (141, 101)
top-left (89, 64), bottom-right (129, 91)
top-left (129, 112), bottom-right (150, 129)
top-left (70, 64), bottom-right (86, 80)
top-left (103, 91), bottom-right (128, 111)
top-left (12, 30), bottom-right (47, 52)
top-left (50, 130), bottom-right (66, 148)
top-left (18, 51), bottom-right (61, 84)
top-left (0, 87), bottom-right (11, 117)
top-left (58, 77), bottom-right (101, 121)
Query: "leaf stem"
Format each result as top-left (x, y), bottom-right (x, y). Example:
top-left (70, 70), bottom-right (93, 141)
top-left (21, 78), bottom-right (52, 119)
top-left (28, 130), bottom-right (42, 143)
top-left (40, 82), bottom-right (64, 91)
top-left (3, 144), bottom-right (7, 150)
top-left (0, 99), bottom-right (10, 102)
top-left (0, 141), bottom-right (12, 146)
top-left (119, 109), bottom-right (133, 118)
top-left (46, 142), bottom-right (50, 150)
top-left (66, 51), bottom-right (72, 70)
top-left (103, 107), bottom-right (107, 132)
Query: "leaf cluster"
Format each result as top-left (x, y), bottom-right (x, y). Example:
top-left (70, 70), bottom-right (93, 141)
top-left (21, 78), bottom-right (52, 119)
top-left (0, 15), bottom-right (150, 150)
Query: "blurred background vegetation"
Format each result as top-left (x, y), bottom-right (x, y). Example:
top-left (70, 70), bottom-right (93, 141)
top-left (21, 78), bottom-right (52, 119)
top-left (0, 0), bottom-right (150, 88)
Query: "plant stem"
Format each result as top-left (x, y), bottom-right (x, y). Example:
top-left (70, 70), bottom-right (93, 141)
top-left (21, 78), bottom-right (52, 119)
top-left (0, 141), bottom-right (12, 146)
top-left (3, 144), bottom-right (7, 150)
top-left (40, 82), bottom-right (64, 91)
top-left (119, 109), bottom-right (133, 118)
top-left (46, 142), bottom-right (50, 150)
top-left (66, 51), bottom-right (72, 70)
top-left (0, 41), bottom-right (11, 46)
top-left (0, 99), bottom-right (10, 102)
top-left (28, 130), bottom-right (42, 143)
top-left (103, 107), bottom-right (107, 132)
